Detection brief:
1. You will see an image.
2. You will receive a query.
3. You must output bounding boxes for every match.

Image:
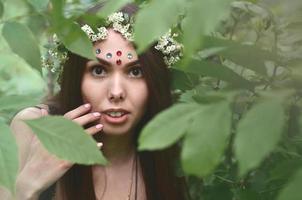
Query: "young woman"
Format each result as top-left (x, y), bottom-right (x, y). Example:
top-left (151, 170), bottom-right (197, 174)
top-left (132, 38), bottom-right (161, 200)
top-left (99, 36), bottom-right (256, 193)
top-left (2, 3), bottom-right (189, 200)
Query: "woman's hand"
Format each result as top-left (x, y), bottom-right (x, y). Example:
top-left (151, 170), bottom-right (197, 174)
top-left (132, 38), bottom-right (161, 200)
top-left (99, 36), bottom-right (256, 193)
top-left (16, 103), bottom-right (103, 200)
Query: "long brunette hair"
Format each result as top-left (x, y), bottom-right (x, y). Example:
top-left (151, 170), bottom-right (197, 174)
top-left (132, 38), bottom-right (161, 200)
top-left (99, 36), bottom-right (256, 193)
top-left (43, 3), bottom-right (190, 200)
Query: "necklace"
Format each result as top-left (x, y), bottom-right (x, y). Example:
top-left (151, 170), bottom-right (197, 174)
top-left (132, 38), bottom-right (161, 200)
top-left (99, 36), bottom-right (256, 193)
top-left (127, 153), bottom-right (137, 200)
top-left (100, 153), bottom-right (138, 200)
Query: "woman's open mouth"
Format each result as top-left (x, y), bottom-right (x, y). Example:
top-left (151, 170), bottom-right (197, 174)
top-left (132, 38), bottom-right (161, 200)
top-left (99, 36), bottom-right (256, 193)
top-left (102, 109), bottom-right (130, 124)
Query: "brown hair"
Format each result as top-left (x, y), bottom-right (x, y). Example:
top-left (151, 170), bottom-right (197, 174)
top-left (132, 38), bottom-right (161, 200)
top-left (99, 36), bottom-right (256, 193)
top-left (43, 3), bottom-right (190, 200)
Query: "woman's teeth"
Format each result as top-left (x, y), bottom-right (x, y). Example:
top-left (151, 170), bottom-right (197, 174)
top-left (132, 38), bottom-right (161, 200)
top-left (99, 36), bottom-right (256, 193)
top-left (106, 111), bottom-right (124, 117)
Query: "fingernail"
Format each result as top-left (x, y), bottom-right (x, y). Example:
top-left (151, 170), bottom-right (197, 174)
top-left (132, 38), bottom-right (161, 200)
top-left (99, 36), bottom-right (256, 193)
top-left (93, 112), bottom-right (101, 117)
top-left (96, 124), bottom-right (103, 129)
top-left (41, 109), bottom-right (47, 115)
top-left (84, 103), bottom-right (91, 108)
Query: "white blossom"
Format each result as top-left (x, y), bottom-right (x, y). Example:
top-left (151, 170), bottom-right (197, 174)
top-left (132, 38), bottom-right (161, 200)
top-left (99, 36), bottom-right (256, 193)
top-left (97, 27), bottom-right (108, 40)
top-left (107, 12), bottom-right (124, 23)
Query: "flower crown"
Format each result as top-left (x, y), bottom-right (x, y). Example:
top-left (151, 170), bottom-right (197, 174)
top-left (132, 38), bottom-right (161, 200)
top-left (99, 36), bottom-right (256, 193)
top-left (42, 12), bottom-right (183, 81)
top-left (81, 12), bottom-right (183, 67)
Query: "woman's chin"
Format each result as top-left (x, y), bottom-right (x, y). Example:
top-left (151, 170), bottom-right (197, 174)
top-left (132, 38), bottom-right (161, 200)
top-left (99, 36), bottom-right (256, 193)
top-left (101, 126), bottom-right (131, 136)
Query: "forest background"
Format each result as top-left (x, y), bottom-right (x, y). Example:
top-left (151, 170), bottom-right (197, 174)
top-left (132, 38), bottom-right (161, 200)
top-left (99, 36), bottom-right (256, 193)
top-left (0, 0), bottom-right (302, 199)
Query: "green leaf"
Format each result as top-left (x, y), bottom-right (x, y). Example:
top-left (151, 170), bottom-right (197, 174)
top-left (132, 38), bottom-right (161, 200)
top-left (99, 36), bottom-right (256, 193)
top-left (97, 0), bottom-right (134, 18)
top-left (134, 0), bottom-right (185, 52)
top-left (138, 103), bottom-right (201, 151)
top-left (0, 95), bottom-right (41, 111)
top-left (277, 167), bottom-right (302, 200)
top-left (175, 58), bottom-right (255, 89)
top-left (234, 97), bottom-right (286, 176)
top-left (50, 0), bottom-right (94, 60)
top-left (268, 159), bottom-right (302, 183)
top-left (2, 21), bottom-right (42, 74)
top-left (0, 0), bottom-right (4, 19)
top-left (0, 122), bottom-right (19, 193)
top-left (50, 0), bottom-right (64, 19)
top-left (171, 68), bottom-right (199, 91)
top-left (181, 102), bottom-right (232, 177)
top-left (182, 0), bottom-right (232, 62)
top-left (202, 36), bottom-right (278, 76)
top-left (25, 116), bottom-right (107, 165)
top-left (26, 0), bottom-right (49, 12)
top-left (54, 20), bottom-right (95, 60)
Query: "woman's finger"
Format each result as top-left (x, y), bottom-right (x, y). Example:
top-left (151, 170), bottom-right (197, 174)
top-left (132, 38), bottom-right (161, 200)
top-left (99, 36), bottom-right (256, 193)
top-left (41, 108), bottom-right (49, 116)
top-left (73, 112), bottom-right (101, 126)
top-left (64, 103), bottom-right (91, 120)
top-left (85, 124), bottom-right (103, 135)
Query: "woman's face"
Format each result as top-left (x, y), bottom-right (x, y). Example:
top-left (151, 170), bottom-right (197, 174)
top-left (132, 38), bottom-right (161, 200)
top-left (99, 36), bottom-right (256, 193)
top-left (81, 29), bottom-right (148, 136)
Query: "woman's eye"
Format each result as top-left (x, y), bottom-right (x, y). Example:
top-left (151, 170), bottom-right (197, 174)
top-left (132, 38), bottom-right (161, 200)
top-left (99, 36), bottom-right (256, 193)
top-left (91, 65), bottom-right (106, 77)
top-left (129, 67), bottom-right (143, 78)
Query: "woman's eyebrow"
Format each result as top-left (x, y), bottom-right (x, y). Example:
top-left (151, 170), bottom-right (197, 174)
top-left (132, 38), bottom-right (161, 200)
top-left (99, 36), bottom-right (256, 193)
top-left (125, 60), bottom-right (140, 68)
top-left (96, 57), bottom-right (140, 68)
top-left (96, 57), bottom-right (111, 66)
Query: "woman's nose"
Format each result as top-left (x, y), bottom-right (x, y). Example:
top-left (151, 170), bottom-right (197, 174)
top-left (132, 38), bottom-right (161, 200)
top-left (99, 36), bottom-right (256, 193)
top-left (108, 75), bottom-right (126, 103)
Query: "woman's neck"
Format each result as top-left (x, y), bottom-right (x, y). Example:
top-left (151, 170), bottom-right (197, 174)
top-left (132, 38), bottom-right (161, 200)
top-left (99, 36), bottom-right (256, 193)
top-left (101, 133), bottom-right (136, 168)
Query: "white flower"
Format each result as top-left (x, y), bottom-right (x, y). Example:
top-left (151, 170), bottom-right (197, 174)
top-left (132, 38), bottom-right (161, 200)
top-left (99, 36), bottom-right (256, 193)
top-left (91, 34), bottom-right (99, 42)
top-left (113, 23), bottom-right (123, 32)
top-left (107, 12), bottom-right (124, 24)
top-left (170, 45), bottom-right (176, 52)
top-left (97, 27), bottom-right (108, 40)
top-left (81, 24), bottom-right (95, 35)
top-left (124, 32), bottom-right (134, 41)
top-left (53, 34), bottom-right (59, 44)
top-left (123, 24), bottom-right (130, 32)
top-left (166, 46), bottom-right (172, 53)
top-left (155, 29), bottom-right (183, 66)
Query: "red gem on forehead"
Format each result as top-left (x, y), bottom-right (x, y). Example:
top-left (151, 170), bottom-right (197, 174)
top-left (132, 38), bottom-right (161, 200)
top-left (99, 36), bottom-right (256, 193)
top-left (116, 59), bottom-right (122, 65)
top-left (116, 51), bottom-right (122, 56)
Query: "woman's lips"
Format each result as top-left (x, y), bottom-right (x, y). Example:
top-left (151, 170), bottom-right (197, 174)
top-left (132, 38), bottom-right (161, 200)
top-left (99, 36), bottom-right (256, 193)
top-left (102, 113), bottom-right (129, 124)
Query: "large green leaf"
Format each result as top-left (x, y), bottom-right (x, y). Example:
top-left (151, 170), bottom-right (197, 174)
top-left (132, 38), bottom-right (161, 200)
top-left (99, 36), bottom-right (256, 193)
top-left (175, 58), bottom-right (255, 89)
top-left (0, 122), bottom-right (18, 193)
top-left (50, 0), bottom-right (63, 19)
top-left (54, 20), bottom-right (95, 60)
top-left (138, 103), bottom-right (201, 151)
top-left (0, 0), bottom-right (4, 19)
top-left (2, 21), bottom-right (42, 74)
top-left (26, 0), bottom-right (49, 12)
top-left (170, 69), bottom-right (197, 91)
top-left (0, 95), bottom-right (41, 111)
top-left (268, 159), bottom-right (302, 183)
top-left (134, 0), bottom-right (185, 52)
top-left (202, 36), bottom-right (278, 76)
top-left (181, 102), bottom-right (232, 177)
top-left (50, 0), bottom-right (95, 60)
top-left (25, 116), bottom-right (107, 165)
top-left (97, 0), bottom-right (134, 18)
top-left (277, 167), bottom-right (302, 200)
top-left (234, 97), bottom-right (286, 176)
top-left (182, 0), bottom-right (232, 62)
